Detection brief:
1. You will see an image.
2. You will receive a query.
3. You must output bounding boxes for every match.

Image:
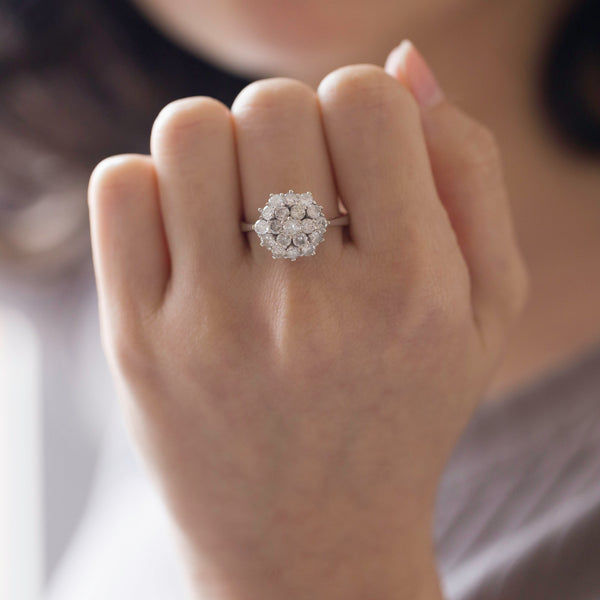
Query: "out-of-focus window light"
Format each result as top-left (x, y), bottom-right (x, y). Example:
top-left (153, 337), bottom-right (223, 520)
top-left (0, 307), bottom-right (42, 600)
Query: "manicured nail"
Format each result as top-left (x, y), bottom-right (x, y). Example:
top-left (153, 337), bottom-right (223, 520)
top-left (385, 40), bottom-right (444, 109)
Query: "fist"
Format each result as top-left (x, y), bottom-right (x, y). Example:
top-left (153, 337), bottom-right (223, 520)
top-left (88, 43), bottom-right (529, 599)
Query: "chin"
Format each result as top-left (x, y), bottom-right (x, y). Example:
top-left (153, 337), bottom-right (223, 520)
top-left (136, 0), bottom-right (404, 82)
top-left (184, 20), bottom-right (392, 84)
top-left (205, 38), bottom-right (356, 83)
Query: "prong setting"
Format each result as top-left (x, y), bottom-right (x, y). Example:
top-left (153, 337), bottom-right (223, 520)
top-left (253, 191), bottom-right (328, 260)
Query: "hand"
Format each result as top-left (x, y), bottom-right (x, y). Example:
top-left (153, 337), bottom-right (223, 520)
top-left (88, 41), bottom-right (529, 600)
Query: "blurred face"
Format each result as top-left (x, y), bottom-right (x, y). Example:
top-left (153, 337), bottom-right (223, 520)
top-left (133, 0), bottom-right (464, 82)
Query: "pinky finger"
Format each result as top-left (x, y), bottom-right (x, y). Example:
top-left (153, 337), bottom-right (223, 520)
top-left (386, 42), bottom-right (530, 354)
top-left (88, 155), bottom-right (170, 324)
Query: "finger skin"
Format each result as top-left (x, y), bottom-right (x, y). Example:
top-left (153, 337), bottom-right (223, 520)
top-left (151, 97), bottom-right (245, 279)
top-left (385, 42), bottom-right (530, 352)
top-left (88, 154), bottom-right (169, 321)
top-left (421, 105), bottom-right (530, 351)
top-left (231, 78), bottom-right (342, 262)
top-left (317, 64), bottom-right (459, 266)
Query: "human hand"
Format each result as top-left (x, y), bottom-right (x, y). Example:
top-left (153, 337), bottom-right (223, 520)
top-left (88, 41), bottom-right (529, 600)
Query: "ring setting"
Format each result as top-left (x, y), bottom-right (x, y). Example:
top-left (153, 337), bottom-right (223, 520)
top-left (240, 191), bottom-right (348, 260)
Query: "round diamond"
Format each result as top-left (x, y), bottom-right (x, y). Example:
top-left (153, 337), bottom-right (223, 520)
top-left (283, 219), bottom-right (302, 234)
top-left (270, 219), bottom-right (282, 233)
top-left (315, 216), bottom-right (328, 229)
top-left (309, 231), bottom-right (324, 244)
top-left (284, 192), bottom-right (296, 206)
top-left (275, 206), bottom-right (290, 220)
top-left (260, 233), bottom-right (275, 247)
top-left (292, 233), bottom-right (308, 246)
top-left (269, 194), bottom-right (285, 207)
top-left (286, 246), bottom-right (300, 260)
top-left (271, 244), bottom-right (286, 258)
top-left (260, 205), bottom-right (275, 220)
top-left (276, 233), bottom-right (291, 247)
top-left (254, 219), bottom-right (270, 235)
top-left (306, 204), bottom-right (321, 219)
top-left (301, 244), bottom-right (316, 256)
top-left (290, 205), bottom-right (305, 219)
top-left (301, 219), bottom-right (316, 233)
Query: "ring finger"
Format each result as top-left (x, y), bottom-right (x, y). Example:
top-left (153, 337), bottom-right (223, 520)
top-left (232, 78), bottom-right (343, 263)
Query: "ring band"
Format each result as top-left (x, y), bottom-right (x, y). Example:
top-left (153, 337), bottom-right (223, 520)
top-left (240, 191), bottom-right (349, 260)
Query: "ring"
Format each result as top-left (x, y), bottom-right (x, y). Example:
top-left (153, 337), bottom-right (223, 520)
top-left (240, 191), bottom-right (349, 260)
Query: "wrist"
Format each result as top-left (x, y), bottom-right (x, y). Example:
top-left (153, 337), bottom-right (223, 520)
top-left (180, 497), bottom-right (442, 600)
top-left (187, 547), bottom-right (443, 600)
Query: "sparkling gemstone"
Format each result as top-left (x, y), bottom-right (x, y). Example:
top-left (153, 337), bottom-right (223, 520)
top-left (254, 219), bottom-right (270, 235)
top-left (301, 219), bottom-right (316, 233)
top-left (275, 206), bottom-right (290, 220)
top-left (286, 246), bottom-right (300, 260)
top-left (260, 205), bottom-right (275, 219)
top-left (290, 205), bottom-right (305, 219)
top-left (269, 194), bottom-right (285, 207)
top-left (306, 204), bottom-right (321, 219)
top-left (309, 231), bottom-right (324, 244)
top-left (271, 244), bottom-right (286, 258)
top-left (255, 191), bottom-right (329, 260)
top-left (276, 233), bottom-right (291, 247)
top-left (260, 233), bottom-right (275, 247)
top-left (292, 232), bottom-right (308, 246)
top-left (283, 219), bottom-right (302, 234)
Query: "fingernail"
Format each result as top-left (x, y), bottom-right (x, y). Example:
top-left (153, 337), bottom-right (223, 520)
top-left (385, 40), bottom-right (444, 109)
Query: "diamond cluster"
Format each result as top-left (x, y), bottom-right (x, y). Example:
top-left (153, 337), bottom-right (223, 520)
top-left (253, 191), bottom-right (328, 260)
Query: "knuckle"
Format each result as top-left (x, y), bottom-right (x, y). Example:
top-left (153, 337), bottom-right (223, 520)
top-left (104, 313), bottom-right (156, 381)
top-left (88, 154), bottom-right (151, 209)
top-left (480, 256), bottom-right (531, 350)
top-left (457, 121), bottom-right (502, 174)
top-left (393, 282), bottom-right (470, 359)
top-left (418, 275), bottom-right (470, 334)
top-left (490, 249), bottom-right (531, 323)
top-left (318, 63), bottom-right (419, 118)
top-left (380, 251), bottom-right (471, 344)
top-left (506, 256), bottom-right (531, 318)
top-left (151, 96), bottom-right (230, 154)
top-left (231, 77), bottom-right (315, 118)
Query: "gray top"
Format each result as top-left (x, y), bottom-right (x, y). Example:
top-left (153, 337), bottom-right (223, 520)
top-left (5, 267), bottom-right (598, 599)
top-left (436, 339), bottom-right (600, 600)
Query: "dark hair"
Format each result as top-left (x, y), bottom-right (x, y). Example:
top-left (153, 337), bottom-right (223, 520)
top-left (0, 0), bottom-right (251, 274)
top-left (541, 0), bottom-right (600, 154)
top-left (0, 0), bottom-right (598, 273)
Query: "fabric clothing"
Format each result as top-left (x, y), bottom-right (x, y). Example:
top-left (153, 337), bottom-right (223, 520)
top-left (436, 340), bottom-right (600, 600)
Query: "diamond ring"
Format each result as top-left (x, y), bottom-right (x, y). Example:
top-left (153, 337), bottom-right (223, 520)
top-left (240, 191), bottom-right (349, 260)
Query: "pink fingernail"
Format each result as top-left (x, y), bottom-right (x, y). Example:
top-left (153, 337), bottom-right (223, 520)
top-left (385, 40), bottom-right (444, 109)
